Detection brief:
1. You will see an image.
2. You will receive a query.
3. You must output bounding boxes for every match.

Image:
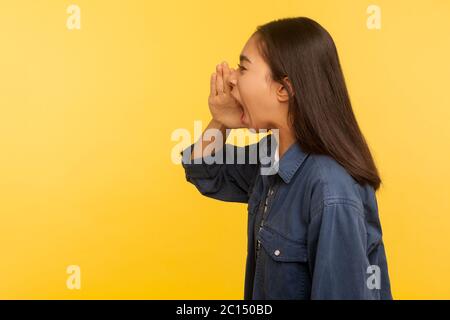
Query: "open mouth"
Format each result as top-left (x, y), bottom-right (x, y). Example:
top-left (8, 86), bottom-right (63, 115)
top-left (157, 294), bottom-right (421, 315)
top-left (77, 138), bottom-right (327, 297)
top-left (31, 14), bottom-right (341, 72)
top-left (239, 105), bottom-right (247, 125)
top-left (233, 95), bottom-right (248, 126)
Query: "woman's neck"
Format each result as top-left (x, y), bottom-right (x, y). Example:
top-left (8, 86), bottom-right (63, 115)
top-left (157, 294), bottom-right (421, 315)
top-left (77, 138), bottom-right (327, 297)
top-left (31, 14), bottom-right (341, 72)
top-left (273, 126), bottom-right (297, 159)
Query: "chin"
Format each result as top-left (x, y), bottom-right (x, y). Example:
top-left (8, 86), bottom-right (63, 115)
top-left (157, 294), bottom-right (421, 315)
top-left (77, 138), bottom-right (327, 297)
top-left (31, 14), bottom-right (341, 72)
top-left (249, 123), bottom-right (266, 132)
top-left (247, 125), bottom-right (261, 132)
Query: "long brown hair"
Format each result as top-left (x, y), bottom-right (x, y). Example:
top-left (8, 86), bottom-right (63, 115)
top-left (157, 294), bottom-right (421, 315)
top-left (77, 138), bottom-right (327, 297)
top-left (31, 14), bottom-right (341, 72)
top-left (255, 17), bottom-right (381, 190)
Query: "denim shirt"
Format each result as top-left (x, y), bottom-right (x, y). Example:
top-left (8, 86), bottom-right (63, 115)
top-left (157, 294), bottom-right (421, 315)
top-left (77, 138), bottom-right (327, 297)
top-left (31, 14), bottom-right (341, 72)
top-left (180, 134), bottom-right (393, 300)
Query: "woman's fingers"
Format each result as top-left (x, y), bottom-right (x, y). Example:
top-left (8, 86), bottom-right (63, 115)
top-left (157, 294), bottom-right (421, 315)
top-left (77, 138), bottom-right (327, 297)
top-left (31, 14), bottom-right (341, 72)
top-left (210, 72), bottom-right (217, 97)
top-left (222, 62), bottom-right (231, 94)
top-left (216, 63), bottom-right (224, 94)
top-left (210, 62), bottom-right (231, 97)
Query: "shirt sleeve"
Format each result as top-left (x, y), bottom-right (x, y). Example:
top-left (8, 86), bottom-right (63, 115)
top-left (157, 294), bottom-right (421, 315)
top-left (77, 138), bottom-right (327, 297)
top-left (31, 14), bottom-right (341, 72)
top-left (179, 140), bottom-right (261, 203)
top-left (307, 199), bottom-right (382, 299)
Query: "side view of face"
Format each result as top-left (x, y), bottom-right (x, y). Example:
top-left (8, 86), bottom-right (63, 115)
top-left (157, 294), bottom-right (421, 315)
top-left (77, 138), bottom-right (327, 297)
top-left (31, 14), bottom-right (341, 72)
top-left (228, 33), bottom-right (291, 131)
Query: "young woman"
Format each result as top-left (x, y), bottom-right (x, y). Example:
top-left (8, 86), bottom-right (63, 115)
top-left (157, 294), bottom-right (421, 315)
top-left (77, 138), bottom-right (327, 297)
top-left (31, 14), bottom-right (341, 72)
top-left (180, 17), bottom-right (392, 300)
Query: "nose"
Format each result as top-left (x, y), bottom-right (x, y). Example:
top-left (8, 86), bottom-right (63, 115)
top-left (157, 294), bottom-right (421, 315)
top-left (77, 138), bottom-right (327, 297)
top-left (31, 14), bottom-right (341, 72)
top-left (227, 68), bottom-right (238, 88)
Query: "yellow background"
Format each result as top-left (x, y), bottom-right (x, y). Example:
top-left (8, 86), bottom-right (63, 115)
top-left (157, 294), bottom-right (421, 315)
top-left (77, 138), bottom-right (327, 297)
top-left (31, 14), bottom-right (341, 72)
top-left (1, 0), bottom-right (449, 299)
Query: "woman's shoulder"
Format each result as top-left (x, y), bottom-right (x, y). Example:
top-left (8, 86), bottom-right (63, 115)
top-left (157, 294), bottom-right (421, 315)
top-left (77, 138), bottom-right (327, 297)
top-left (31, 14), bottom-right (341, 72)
top-left (305, 153), bottom-right (375, 209)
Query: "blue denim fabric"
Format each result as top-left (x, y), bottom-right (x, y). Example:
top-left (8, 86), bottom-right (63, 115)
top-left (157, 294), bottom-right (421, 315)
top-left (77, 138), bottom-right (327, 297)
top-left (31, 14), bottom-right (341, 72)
top-left (180, 134), bottom-right (393, 300)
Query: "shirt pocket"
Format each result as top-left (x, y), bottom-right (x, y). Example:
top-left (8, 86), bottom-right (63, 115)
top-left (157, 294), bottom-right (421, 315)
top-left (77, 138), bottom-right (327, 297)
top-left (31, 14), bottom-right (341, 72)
top-left (258, 226), bottom-right (311, 299)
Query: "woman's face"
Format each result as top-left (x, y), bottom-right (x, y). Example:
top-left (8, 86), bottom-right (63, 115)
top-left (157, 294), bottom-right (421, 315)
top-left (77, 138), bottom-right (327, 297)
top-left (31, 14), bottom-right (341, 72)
top-left (228, 34), bottom-right (289, 131)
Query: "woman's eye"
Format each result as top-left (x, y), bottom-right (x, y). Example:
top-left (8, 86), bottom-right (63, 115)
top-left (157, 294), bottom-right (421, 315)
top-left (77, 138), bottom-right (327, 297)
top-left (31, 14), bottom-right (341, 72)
top-left (237, 64), bottom-right (246, 72)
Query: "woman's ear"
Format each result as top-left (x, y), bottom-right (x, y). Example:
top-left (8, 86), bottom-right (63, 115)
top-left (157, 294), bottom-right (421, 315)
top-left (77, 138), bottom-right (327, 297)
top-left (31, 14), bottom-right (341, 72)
top-left (276, 76), bottom-right (294, 102)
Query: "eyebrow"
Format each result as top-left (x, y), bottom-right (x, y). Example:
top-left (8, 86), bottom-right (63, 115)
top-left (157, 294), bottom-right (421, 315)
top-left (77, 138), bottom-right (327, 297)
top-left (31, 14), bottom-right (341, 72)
top-left (239, 54), bottom-right (252, 64)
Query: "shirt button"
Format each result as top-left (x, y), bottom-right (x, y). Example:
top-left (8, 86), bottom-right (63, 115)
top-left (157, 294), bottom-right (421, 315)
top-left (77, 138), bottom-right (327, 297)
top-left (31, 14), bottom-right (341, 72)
top-left (274, 249), bottom-right (280, 256)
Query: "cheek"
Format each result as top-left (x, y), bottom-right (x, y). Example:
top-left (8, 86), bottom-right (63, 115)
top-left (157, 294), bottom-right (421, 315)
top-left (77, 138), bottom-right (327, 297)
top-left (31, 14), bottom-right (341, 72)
top-left (239, 76), bottom-right (267, 107)
top-left (239, 76), bottom-right (275, 119)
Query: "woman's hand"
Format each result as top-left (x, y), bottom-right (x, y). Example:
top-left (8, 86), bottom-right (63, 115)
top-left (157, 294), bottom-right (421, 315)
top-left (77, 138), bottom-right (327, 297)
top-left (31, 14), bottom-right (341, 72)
top-left (208, 61), bottom-right (244, 129)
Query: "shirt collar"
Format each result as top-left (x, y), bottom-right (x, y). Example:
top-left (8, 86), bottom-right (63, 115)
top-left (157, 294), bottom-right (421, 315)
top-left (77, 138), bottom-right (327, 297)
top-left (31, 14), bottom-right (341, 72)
top-left (261, 136), bottom-right (309, 184)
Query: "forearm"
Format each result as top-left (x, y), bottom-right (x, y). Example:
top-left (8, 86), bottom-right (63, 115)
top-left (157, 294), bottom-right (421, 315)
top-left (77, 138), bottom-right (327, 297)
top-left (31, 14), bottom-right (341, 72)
top-left (190, 119), bottom-right (231, 161)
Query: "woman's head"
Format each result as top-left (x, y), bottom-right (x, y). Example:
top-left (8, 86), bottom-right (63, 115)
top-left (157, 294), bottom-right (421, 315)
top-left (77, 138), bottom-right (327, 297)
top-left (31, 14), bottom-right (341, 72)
top-left (228, 33), bottom-right (291, 131)
top-left (229, 17), bottom-right (381, 190)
